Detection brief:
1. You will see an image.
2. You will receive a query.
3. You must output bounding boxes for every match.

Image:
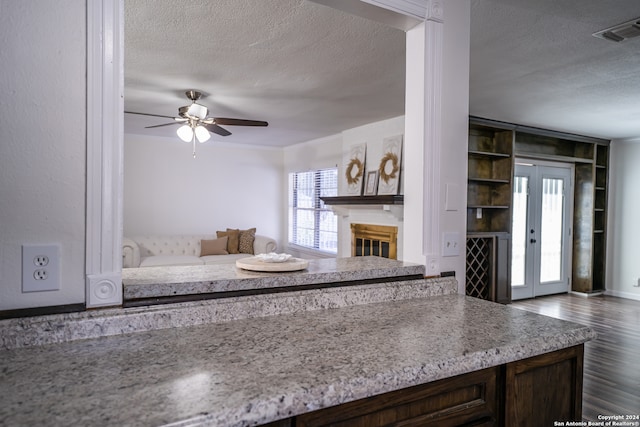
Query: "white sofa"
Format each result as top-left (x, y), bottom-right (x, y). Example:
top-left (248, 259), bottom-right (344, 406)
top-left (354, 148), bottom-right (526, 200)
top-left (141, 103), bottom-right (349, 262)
top-left (123, 234), bottom-right (277, 268)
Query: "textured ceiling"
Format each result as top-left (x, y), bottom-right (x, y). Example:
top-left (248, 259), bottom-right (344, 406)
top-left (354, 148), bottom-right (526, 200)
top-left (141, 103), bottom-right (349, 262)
top-left (124, 0), bottom-right (406, 147)
top-left (470, 0), bottom-right (640, 140)
top-left (124, 0), bottom-right (640, 147)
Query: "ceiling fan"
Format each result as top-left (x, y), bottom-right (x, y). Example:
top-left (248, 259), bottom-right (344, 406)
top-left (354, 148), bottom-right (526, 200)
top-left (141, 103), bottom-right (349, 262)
top-left (125, 90), bottom-right (268, 157)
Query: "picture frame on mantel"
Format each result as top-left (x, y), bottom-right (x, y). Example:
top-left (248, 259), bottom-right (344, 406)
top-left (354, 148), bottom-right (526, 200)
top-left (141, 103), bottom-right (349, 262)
top-left (377, 135), bottom-right (403, 195)
top-left (344, 143), bottom-right (366, 195)
top-left (364, 170), bottom-right (379, 196)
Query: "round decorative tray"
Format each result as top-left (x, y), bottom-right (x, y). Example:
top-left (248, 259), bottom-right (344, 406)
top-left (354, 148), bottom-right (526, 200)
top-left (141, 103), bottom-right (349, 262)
top-left (236, 256), bottom-right (309, 272)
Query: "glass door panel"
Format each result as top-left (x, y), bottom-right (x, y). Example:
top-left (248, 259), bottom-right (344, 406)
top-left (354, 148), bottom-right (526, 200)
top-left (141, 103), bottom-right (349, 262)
top-left (511, 175), bottom-right (529, 287)
top-left (540, 178), bottom-right (564, 283)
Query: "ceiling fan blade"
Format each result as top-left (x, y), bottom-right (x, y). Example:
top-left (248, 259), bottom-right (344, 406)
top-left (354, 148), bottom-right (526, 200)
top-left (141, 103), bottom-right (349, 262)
top-left (145, 122), bottom-right (179, 129)
top-left (125, 111), bottom-right (176, 120)
top-left (204, 123), bottom-right (232, 136)
top-left (213, 118), bottom-right (268, 127)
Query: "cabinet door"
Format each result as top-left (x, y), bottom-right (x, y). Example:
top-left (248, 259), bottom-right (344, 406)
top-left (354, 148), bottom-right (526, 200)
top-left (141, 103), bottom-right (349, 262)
top-left (504, 345), bottom-right (583, 426)
top-left (296, 367), bottom-right (499, 427)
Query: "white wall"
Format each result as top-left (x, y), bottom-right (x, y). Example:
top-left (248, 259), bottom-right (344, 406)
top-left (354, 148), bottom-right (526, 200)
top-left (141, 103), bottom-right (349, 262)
top-left (606, 139), bottom-right (640, 301)
top-left (439, 0), bottom-right (470, 285)
top-left (0, 1), bottom-right (87, 310)
top-left (124, 134), bottom-right (284, 244)
top-left (283, 134), bottom-right (342, 174)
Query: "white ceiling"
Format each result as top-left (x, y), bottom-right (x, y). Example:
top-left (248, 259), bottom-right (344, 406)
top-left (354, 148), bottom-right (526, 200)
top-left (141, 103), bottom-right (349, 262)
top-left (124, 0), bottom-right (640, 147)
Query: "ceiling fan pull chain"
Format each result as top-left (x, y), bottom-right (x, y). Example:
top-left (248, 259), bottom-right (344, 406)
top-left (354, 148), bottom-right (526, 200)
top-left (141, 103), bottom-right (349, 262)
top-left (192, 132), bottom-right (197, 158)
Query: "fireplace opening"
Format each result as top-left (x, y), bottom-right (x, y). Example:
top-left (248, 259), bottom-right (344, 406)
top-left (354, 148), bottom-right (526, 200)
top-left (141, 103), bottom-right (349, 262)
top-left (350, 224), bottom-right (398, 259)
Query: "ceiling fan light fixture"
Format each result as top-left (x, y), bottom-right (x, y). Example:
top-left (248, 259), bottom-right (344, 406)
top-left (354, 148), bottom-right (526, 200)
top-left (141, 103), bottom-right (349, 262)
top-left (195, 125), bottom-right (211, 143)
top-left (177, 124), bottom-right (194, 142)
top-left (187, 103), bottom-right (208, 120)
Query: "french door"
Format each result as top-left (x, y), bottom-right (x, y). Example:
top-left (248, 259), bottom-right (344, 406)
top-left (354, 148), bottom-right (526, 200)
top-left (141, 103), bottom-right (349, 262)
top-left (511, 161), bottom-right (573, 300)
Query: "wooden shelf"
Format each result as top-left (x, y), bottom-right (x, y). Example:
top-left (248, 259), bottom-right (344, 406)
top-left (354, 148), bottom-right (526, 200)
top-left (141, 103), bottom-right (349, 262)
top-left (468, 150), bottom-right (511, 158)
top-left (468, 177), bottom-right (510, 184)
top-left (515, 152), bottom-right (593, 164)
top-left (320, 195), bottom-right (404, 206)
top-left (468, 205), bottom-right (509, 209)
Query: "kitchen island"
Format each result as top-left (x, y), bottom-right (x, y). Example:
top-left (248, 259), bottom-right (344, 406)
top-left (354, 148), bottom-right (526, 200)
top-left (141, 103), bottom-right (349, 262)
top-left (0, 293), bottom-right (596, 426)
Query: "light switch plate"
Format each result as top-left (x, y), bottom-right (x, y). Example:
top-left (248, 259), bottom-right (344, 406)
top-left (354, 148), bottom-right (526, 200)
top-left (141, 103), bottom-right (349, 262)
top-left (442, 232), bottom-right (460, 257)
top-left (445, 183), bottom-right (460, 211)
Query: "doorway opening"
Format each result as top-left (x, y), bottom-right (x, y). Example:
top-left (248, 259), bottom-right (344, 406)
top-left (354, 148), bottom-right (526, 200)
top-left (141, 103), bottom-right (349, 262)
top-left (511, 160), bottom-right (574, 300)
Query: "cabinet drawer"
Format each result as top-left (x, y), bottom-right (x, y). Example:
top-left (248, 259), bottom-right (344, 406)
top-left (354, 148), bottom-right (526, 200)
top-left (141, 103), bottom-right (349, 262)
top-left (296, 367), bottom-right (499, 427)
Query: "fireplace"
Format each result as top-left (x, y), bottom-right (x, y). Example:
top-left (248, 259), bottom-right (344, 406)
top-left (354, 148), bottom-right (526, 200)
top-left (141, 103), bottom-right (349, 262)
top-left (350, 224), bottom-right (398, 259)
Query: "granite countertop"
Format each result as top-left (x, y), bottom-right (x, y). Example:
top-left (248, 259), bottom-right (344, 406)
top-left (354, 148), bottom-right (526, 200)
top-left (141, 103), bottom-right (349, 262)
top-left (122, 256), bottom-right (425, 300)
top-left (0, 294), bottom-right (596, 427)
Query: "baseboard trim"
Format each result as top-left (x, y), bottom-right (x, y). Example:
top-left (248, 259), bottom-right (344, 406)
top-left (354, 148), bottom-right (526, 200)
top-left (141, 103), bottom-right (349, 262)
top-left (569, 290), bottom-right (605, 298)
top-left (604, 289), bottom-right (640, 301)
top-left (0, 303), bottom-right (86, 320)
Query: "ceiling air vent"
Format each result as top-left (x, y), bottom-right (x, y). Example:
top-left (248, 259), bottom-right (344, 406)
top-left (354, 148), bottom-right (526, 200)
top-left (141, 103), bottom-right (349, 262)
top-left (593, 17), bottom-right (640, 42)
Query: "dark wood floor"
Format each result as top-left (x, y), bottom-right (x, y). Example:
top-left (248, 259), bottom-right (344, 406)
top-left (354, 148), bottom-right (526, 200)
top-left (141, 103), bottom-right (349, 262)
top-left (512, 294), bottom-right (640, 421)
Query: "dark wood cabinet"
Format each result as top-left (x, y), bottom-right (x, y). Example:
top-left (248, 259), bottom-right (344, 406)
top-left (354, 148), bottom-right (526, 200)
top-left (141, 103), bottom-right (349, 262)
top-left (297, 367), bottom-right (499, 427)
top-left (262, 345), bottom-right (584, 427)
top-left (505, 345), bottom-right (584, 426)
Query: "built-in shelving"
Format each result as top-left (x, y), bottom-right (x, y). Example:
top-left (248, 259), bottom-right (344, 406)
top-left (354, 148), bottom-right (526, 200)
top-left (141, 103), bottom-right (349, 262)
top-left (466, 124), bottom-right (514, 235)
top-left (467, 117), bottom-right (611, 301)
top-left (590, 144), bottom-right (609, 292)
top-left (466, 120), bottom-right (514, 304)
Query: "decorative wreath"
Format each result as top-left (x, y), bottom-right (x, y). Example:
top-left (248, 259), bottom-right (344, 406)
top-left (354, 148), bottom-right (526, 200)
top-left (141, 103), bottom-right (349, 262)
top-left (345, 157), bottom-right (364, 185)
top-left (378, 152), bottom-right (399, 184)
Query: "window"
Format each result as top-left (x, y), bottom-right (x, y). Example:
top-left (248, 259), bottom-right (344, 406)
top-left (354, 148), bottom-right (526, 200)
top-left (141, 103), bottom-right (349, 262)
top-left (288, 168), bottom-right (338, 254)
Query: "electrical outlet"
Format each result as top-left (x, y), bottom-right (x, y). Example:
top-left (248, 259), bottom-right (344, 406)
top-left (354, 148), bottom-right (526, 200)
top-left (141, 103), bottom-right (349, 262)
top-left (635, 278), bottom-right (640, 288)
top-left (22, 244), bottom-right (60, 292)
top-left (34, 255), bottom-right (49, 267)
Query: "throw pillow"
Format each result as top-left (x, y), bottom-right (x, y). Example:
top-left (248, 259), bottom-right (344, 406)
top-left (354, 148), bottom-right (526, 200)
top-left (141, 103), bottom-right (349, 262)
top-left (238, 228), bottom-right (256, 254)
top-left (216, 228), bottom-right (240, 254)
top-left (200, 236), bottom-right (229, 256)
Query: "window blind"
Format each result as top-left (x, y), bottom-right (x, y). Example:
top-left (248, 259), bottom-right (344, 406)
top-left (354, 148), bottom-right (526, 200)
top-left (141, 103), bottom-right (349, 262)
top-left (288, 168), bottom-right (338, 253)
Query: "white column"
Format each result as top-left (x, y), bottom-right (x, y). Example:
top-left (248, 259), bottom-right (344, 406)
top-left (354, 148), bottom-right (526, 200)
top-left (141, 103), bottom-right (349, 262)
top-left (403, 0), bottom-right (443, 275)
top-left (402, 23), bottom-right (426, 266)
top-left (86, 0), bottom-right (124, 307)
top-left (422, 0), bottom-right (443, 276)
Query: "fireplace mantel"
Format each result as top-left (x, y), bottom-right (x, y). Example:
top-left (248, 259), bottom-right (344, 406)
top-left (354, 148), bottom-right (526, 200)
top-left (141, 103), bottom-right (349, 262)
top-left (320, 195), bottom-right (404, 206)
top-left (321, 196), bottom-right (404, 220)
